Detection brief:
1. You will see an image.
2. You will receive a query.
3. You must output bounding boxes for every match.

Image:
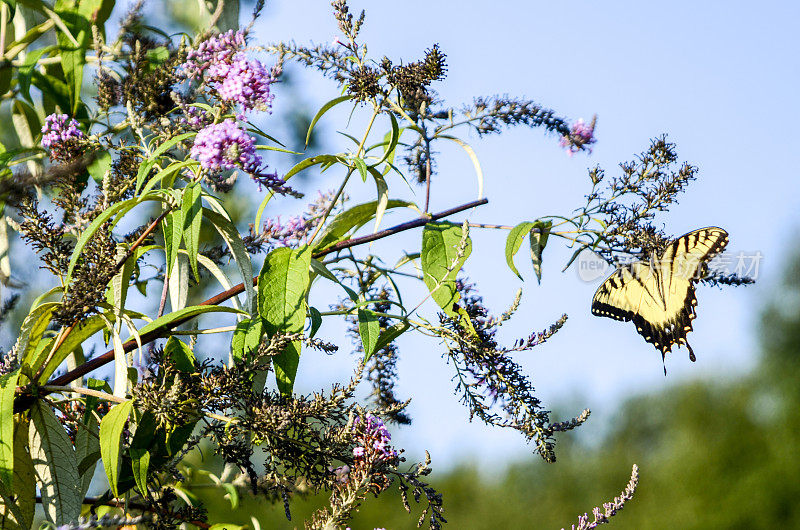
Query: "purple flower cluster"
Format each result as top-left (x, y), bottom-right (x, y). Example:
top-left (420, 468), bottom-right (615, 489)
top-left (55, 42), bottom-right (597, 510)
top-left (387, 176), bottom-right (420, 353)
top-left (259, 191), bottom-right (333, 247)
top-left (208, 58), bottom-right (275, 113)
top-left (182, 30), bottom-right (275, 114)
top-left (352, 414), bottom-right (398, 462)
top-left (190, 119), bottom-right (261, 173)
top-left (183, 30), bottom-right (247, 78)
top-left (560, 117), bottom-right (597, 155)
top-left (181, 105), bottom-right (213, 129)
top-left (0, 350), bottom-right (18, 376)
top-left (41, 113), bottom-right (84, 162)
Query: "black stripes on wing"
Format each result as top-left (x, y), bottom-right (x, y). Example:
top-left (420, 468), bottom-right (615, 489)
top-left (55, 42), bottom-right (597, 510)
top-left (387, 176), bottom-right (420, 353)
top-left (591, 227), bottom-right (729, 367)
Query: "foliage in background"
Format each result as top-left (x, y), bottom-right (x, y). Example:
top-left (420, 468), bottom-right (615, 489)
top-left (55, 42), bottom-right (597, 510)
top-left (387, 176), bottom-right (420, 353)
top-left (0, 0), bottom-right (747, 528)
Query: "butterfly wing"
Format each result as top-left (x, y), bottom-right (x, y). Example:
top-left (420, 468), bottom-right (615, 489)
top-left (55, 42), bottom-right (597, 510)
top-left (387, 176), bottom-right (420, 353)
top-left (592, 227), bottom-right (729, 360)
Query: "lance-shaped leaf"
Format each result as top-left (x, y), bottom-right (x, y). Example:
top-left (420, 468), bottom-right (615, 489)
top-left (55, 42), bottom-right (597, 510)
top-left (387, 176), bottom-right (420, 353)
top-left (99, 400), bottom-right (133, 498)
top-left (164, 337), bottom-right (195, 372)
top-left (316, 199), bottom-right (416, 251)
top-left (203, 208), bottom-right (256, 315)
top-left (16, 302), bottom-right (58, 367)
top-left (0, 419), bottom-right (36, 530)
top-left (29, 401), bottom-right (81, 525)
top-left (258, 246), bottom-right (312, 395)
top-left (421, 222), bottom-right (472, 316)
top-left (163, 207), bottom-right (183, 277)
top-left (181, 183), bottom-right (203, 279)
top-left (357, 308), bottom-right (380, 360)
top-left (305, 94), bottom-right (353, 146)
top-left (372, 320), bottom-right (410, 355)
top-left (529, 221), bottom-right (552, 284)
top-left (230, 318), bottom-right (264, 365)
top-left (0, 369), bottom-right (20, 490)
top-left (505, 221), bottom-right (536, 280)
top-left (75, 379), bottom-right (104, 499)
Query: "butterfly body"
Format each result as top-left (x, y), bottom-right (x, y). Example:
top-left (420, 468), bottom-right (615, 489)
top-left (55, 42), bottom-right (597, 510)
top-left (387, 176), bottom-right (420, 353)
top-left (591, 227), bottom-right (729, 368)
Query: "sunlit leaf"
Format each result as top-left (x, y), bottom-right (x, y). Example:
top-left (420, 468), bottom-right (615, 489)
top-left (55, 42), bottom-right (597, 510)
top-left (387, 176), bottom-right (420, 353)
top-left (529, 221), bottom-right (552, 284)
top-left (258, 246), bottom-right (312, 395)
top-left (99, 400), bottom-right (133, 498)
top-left (0, 369), bottom-right (19, 490)
top-left (358, 308), bottom-right (380, 360)
top-left (29, 401), bottom-right (81, 524)
top-left (316, 199), bottom-right (416, 251)
top-left (181, 183), bottom-right (203, 279)
top-left (306, 94), bottom-right (353, 146)
top-left (421, 222), bottom-right (472, 317)
top-left (505, 221), bottom-right (536, 280)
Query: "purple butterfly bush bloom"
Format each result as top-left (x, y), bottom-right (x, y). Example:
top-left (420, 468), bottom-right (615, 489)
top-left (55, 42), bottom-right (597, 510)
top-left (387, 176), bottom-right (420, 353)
top-left (190, 119), bottom-right (261, 173)
top-left (183, 30), bottom-right (247, 78)
top-left (41, 113), bottom-right (85, 162)
top-left (181, 30), bottom-right (275, 114)
top-left (560, 116), bottom-right (597, 155)
top-left (351, 413), bottom-right (398, 462)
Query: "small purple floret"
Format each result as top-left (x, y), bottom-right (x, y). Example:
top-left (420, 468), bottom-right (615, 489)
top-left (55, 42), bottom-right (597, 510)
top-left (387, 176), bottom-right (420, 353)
top-left (560, 117), bottom-right (597, 155)
top-left (41, 113), bottom-right (84, 162)
top-left (190, 119), bottom-right (261, 173)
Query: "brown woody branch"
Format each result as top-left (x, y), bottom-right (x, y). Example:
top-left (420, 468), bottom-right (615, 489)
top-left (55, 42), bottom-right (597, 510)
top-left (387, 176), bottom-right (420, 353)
top-left (13, 198), bottom-right (487, 413)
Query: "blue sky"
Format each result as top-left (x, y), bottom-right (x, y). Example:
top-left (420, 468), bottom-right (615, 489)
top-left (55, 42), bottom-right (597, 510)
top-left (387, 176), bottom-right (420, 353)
top-left (242, 0), bottom-right (800, 471)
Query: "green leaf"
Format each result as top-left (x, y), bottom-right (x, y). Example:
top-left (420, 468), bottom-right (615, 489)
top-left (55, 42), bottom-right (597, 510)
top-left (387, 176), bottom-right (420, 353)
top-left (29, 401), bottom-right (81, 525)
top-left (309, 259), bottom-right (358, 302)
top-left (163, 208), bottom-right (183, 277)
top-left (258, 246), bottom-right (312, 395)
top-left (1, 0), bottom-right (16, 18)
top-left (130, 448), bottom-right (150, 497)
top-left (36, 313), bottom-right (111, 383)
top-left (31, 70), bottom-right (71, 113)
top-left (141, 159), bottom-right (197, 196)
top-left (306, 94), bottom-right (353, 146)
top-left (371, 112), bottom-right (400, 168)
top-left (18, 46), bottom-right (52, 104)
top-left (358, 308), bottom-right (380, 360)
top-left (230, 318), bottom-right (264, 365)
top-left (203, 208), bottom-right (256, 315)
top-left (75, 380), bottom-right (102, 499)
top-left (135, 132), bottom-right (195, 194)
top-left (87, 149), bottom-right (112, 183)
top-left (164, 336), bottom-right (195, 372)
top-left (421, 222), bottom-right (472, 317)
top-left (137, 305), bottom-right (244, 338)
top-left (181, 183), bottom-right (202, 279)
top-left (308, 306), bottom-right (323, 339)
top-left (437, 134), bottom-right (484, 201)
top-left (145, 46), bottom-right (169, 70)
top-left (54, 4), bottom-right (90, 114)
top-left (316, 199), bottom-right (416, 250)
top-left (99, 400), bottom-right (133, 498)
top-left (505, 221), bottom-right (536, 280)
top-left (0, 418), bottom-right (35, 530)
top-left (372, 320), bottom-right (410, 354)
top-left (529, 221), bottom-right (552, 284)
top-left (353, 156), bottom-right (368, 182)
top-left (11, 100), bottom-right (41, 152)
top-left (368, 167), bottom-right (389, 234)
top-left (65, 194), bottom-right (166, 290)
top-left (0, 369), bottom-right (19, 490)
top-left (16, 302), bottom-right (58, 369)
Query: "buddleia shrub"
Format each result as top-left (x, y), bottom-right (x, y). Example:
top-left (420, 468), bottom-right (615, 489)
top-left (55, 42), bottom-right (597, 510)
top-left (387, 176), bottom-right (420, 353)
top-left (0, 0), bottom-right (746, 528)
